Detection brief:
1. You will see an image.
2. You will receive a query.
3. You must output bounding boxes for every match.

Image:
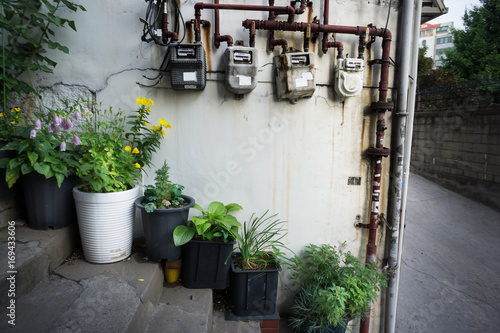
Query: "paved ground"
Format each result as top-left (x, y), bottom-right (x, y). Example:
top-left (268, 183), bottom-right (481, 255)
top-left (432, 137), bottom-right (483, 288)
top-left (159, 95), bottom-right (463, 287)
top-left (396, 174), bottom-right (500, 332)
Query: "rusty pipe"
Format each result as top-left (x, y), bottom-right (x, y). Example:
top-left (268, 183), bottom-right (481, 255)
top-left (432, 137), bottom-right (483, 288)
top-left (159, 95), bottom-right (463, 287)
top-left (213, 0), bottom-right (233, 48)
top-left (292, 0), bottom-right (308, 15)
top-left (268, 30), bottom-right (288, 52)
top-left (162, 2), bottom-right (178, 43)
top-left (321, 0), bottom-right (330, 54)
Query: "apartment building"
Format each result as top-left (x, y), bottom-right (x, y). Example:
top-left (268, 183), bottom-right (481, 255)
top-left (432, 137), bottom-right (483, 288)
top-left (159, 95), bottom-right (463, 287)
top-left (419, 22), bottom-right (454, 67)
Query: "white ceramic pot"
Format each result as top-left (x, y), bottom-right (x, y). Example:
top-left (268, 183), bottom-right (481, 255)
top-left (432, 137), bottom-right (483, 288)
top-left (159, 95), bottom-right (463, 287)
top-left (73, 186), bottom-right (139, 264)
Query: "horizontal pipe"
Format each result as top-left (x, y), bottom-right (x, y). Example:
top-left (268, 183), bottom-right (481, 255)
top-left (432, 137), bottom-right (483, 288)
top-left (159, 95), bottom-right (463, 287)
top-left (195, 3), bottom-right (296, 23)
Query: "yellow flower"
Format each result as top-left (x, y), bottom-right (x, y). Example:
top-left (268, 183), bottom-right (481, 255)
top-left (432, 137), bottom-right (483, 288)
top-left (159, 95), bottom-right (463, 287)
top-left (151, 125), bottom-right (157, 131)
top-left (0, 113), bottom-right (3, 117)
top-left (11, 121), bottom-right (15, 124)
top-left (124, 145), bottom-right (132, 152)
top-left (14, 107), bottom-right (20, 112)
top-left (166, 122), bottom-right (172, 129)
top-left (132, 147), bottom-right (139, 154)
top-left (10, 108), bottom-right (14, 113)
top-left (161, 129), bottom-right (166, 136)
top-left (146, 106), bottom-right (151, 113)
top-left (143, 121), bottom-right (147, 126)
top-left (135, 163), bottom-right (141, 169)
top-left (136, 97), bottom-right (147, 105)
top-left (159, 118), bottom-right (167, 126)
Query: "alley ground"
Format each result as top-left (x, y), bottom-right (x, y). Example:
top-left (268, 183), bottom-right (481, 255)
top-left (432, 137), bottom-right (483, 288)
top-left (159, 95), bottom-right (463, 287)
top-left (396, 174), bottom-right (500, 332)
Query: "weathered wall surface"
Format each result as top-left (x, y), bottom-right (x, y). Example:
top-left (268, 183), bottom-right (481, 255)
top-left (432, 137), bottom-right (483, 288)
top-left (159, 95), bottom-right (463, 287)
top-left (411, 106), bottom-right (500, 211)
top-left (16, 1), bottom-right (401, 330)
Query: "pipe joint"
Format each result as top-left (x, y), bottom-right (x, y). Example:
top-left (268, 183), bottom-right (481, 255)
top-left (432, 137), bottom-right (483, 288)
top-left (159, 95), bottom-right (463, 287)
top-left (367, 147), bottom-right (390, 158)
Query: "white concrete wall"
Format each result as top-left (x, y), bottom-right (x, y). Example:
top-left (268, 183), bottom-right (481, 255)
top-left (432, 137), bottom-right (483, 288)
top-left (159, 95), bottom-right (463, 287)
top-left (34, 1), bottom-right (399, 331)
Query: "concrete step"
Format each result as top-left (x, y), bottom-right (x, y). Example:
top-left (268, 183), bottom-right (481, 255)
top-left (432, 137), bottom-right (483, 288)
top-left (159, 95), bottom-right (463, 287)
top-left (0, 223), bottom-right (277, 333)
top-left (0, 247), bottom-right (163, 332)
top-left (0, 222), bottom-right (79, 299)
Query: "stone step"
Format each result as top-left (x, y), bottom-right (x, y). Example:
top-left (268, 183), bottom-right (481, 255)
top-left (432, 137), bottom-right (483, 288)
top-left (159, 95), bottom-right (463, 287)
top-left (0, 248), bottom-right (163, 332)
top-left (0, 222), bottom-right (79, 299)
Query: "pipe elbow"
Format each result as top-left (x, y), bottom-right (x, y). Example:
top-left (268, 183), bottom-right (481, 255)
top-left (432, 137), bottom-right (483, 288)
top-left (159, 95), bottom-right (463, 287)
top-left (286, 6), bottom-right (295, 22)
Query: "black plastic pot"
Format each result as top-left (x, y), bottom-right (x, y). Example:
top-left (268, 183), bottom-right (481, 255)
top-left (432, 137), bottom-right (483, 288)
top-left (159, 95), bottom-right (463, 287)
top-left (135, 195), bottom-right (195, 263)
top-left (181, 239), bottom-right (235, 289)
top-left (230, 253), bottom-right (281, 317)
top-left (23, 172), bottom-right (79, 230)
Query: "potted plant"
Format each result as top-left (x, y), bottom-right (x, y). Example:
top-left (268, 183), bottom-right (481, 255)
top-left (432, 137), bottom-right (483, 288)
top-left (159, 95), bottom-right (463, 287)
top-left (288, 243), bottom-right (389, 333)
top-left (135, 161), bottom-right (195, 264)
top-left (72, 97), bottom-right (170, 264)
top-left (229, 210), bottom-right (289, 317)
top-left (0, 104), bottom-right (82, 229)
top-left (173, 201), bottom-right (242, 289)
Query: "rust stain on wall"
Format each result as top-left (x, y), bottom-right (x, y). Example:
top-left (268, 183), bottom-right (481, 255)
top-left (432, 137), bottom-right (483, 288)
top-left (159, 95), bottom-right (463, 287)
top-left (202, 22), bottom-right (212, 72)
top-left (186, 23), bottom-right (193, 43)
top-left (307, 6), bottom-right (313, 23)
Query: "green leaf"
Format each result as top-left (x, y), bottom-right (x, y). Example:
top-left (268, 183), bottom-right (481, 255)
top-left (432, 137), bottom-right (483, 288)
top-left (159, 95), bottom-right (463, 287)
top-left (28, 151), bottom-right (39, 165)
top-left (207, 201), bottom-right (224, 216)
top-left (225, 203), bottom-right (243, 213)
top-left (21, 164), bottom-right (33, 175)
top-left (55, 173), bottom-right (64, 188)
top-left (173, 225), bottom-right (195, 246)
top-left (33, 163), bottom-right (51, 178)
top-left (5, 169), bottom-right (19, 189)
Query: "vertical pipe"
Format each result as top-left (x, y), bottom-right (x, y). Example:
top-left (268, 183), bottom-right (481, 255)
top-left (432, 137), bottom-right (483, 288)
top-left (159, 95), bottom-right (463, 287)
top-left (322, 0), bottom-right (330, 53)
top-left (394, 0), bottom-right (422, 325)
top-left (385, 0), bottom-right (415, 332)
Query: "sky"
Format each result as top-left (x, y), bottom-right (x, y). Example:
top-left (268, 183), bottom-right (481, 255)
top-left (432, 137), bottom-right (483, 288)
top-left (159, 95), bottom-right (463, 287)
top-left (428, 0), bottom-right (482, 29)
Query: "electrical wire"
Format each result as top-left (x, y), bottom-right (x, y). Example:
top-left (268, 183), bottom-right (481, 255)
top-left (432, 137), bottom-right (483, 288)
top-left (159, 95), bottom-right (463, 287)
top-left (382, 0), bottom-right (393, 41)
top-left (141, 0), bottom-right (186, 46)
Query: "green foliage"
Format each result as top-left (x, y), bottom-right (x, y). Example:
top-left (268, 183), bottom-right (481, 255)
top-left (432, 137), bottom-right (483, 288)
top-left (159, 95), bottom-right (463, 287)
top-left (0, 103), bottom-right (81, 188)
top-left (443, 0), bottom-right (500, 82)
top-left (142, 161), bottom-right (185, 212)
top-left (0, 106), bottom-right (25, 140)
top-left (288, 243), bottom-right (389, 332)
top-left (235, 210), bottom-right (289, 270)
top-left (74, 97), bottom-right (168, 193)
top-left (0, 0), bottom-right (86, 111)
top-left (173, 201), bottom-right (242, 246)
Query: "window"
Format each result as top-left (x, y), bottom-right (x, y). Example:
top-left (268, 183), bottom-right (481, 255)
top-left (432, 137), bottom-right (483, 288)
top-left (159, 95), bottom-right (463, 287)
top-left (437, 26), bottom-right (449, 33)
top-left (436, 48), bottom-right (445, 55)
top-left (437, 36), bottom-right (453, 44)
top-left (422, 40), bottom-right (427, 46)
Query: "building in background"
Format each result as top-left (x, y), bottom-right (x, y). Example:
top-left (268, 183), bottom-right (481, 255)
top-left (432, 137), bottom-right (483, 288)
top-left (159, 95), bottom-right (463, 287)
top-left (419, 22), bottom-right (454, 67)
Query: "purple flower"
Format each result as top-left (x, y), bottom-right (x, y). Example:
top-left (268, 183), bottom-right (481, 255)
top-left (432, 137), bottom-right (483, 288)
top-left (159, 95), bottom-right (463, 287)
top-left (72, 135), bottom-right (81, 147)
top-left (63, 119), bottom-right (73, 130)
top-left (35, 120), bottom-right (42, 130)
top-left (54, 125), bottom-right (61, 134)
top-left (60, 142), bottom-right (66, 151)
top-left (30, 129), bottom-right (37, 139)
top-left (47, 124), bottom-right (53, 133)
top-left (74, 112), bottom-right (82, 120)
top-left (52, 115), bottom-right (62, 126)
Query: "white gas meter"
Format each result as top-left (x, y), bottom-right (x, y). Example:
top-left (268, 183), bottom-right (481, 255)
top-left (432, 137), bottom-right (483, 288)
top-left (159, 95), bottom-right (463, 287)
top-left (224, 46), bottom-right (258, 95)
top-left (161, 42), bottom-right (206, 90)
top-left (274, 52), bottom-right (315, 101)
top-left (335, 58), bottom-right (364, 97)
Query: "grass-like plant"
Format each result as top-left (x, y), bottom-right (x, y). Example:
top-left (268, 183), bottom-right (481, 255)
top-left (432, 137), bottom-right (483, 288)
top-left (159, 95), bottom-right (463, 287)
top-left (234, 210), bottom-right (289, 270)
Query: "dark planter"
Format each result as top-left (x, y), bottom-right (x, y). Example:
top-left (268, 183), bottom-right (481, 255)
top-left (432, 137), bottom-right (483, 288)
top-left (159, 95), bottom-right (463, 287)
top-left (182, 239), bottom-right (235, 289)
top-left (135, 195), bottom-right (195, 263)
top-left (298, 320), bottom-right (350, 333)
top-left (23, 172), bottom-right (79, 230)
top-left (230, 253), bottom-right (281, 317)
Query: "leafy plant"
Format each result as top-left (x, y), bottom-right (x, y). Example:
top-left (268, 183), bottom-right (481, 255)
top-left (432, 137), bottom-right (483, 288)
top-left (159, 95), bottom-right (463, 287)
top-left (142, 161), bottom-right (185, 212)
top-left (0, 103), bottom-right (82, 188)
top-left (234, 210), bottom-right (289, 270)
top-left (288, 243), bottom-right (389, 332)
top-left (173, 201), bottom-right (242, 246)
top-left (1, 0), bottom-right (86, 112)
top-left (0, 106), bottom-right (25, 141)
top-left (74, 97), bottom-right (170, 193)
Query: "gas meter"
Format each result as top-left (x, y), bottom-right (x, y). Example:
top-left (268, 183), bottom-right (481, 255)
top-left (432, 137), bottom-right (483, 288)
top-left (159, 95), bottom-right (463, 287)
top-left (334, 58), bottom-right (364, 97)
top-left (274, 52), bottom-right (315, 101)
top-left (161, 42), bottom-right (206, 90)
top-left (224, 46), bottom-right (258, 95)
